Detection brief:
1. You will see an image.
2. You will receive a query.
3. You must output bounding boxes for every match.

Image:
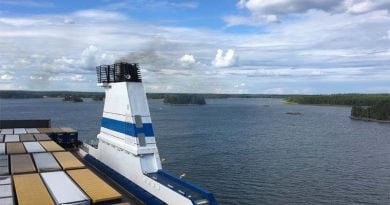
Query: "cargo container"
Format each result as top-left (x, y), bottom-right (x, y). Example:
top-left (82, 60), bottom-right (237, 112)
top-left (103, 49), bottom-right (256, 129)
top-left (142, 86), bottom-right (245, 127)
top-left (0, 143), bottom-right (5, 155)
top-left (40, 141), bottom-right (65, 152)
top-left (0, 155), bottom-right (8, 167)
top-left (10, 154), bottom-right (36, 174)
top-left (25, 128), bottom-right (40, 134)
top-left (0, 197), bottom-right (14, 205)
top-left (41, 171), bottom-right (90, 205)
top-left (53, 152), bottom-right (85, 170)
top-left (0, 175), bottom-right (11, 184)
top-left (60, 127), bottom-right (78, 145)
top-left (13, 173), bottom-right (54, 205)
top-left (0, 184), bottom-right (13, 198)
top-left (0, 176), bottom-right (13, 205)
top-left (33, 153), bottom-right (61, 172)
top-left (0, 177), bottom-right (14, 205)
top-left (51, 128), bottom-right (63, 133)
top-left (67, 169), bottom-right (121, 203)
top-left (37, 128), bottom-right (52, 134)
top-left (4, 135), bottom-right (19, 142)
top-left (6, 143), bottom-right (26, 154)
top-left (19, 134), bottom-right (35, 142)
top-left (13, 128), bottom-right (26, 134)
top-left (23, 142), bottom-right (46, 153)
top-left (61, 127), bottom-right (77, 133)
top-left (0, 156), bottom-right (9, 176)
top-left (0, 134), bottom-right (4, 142)
top-left (0, 129), bottom-right (13, 135)
top-left (0, 166), bottom-right (9, 175)
top-left (34, 134), bottom-right (51, 141)
top-left (50, 128), bottom-right (65, 144)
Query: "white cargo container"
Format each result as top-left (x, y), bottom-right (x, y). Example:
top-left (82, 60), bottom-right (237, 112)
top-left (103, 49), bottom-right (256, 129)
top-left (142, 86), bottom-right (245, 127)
top-left (4, 135), bottom-right (19, 142)
top-left (0, 176), bottom-right (13, 205)
top-left (0, 129), bottom-right (13, 135)
top-left (0, 197), bottom-right (14, 205)
top-left (41, 171), bottom-right (90, 205)
top-left (33, 153), bottom-right (61, 172)
top-left (0, 176), bottom-right (11, 185)
top-left (0, 176), bottom-right (12, 198)
top-left (0, 155), bottom-right (9, 175)
top-left (13, 128), bottom-right (26, 134)
top-left (0, 143), bottom-right (5, 155)
top-left (25, 128), bottom-right (40, 134)
top-left (23, 142), bottom-right (45, 153)
top-left (0, 167), bottom-right (9, 175)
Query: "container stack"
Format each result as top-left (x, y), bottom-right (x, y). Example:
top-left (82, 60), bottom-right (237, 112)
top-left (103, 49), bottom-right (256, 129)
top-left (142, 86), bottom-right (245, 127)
top-left (0, 127), bottom-right (125, 205)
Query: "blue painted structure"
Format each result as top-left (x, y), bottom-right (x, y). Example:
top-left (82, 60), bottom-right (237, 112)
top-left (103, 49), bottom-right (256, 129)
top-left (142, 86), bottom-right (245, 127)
top-left (101, 117), bottom-right (154, 137)
top-left (147, 171), bottom-right (219, 205)
top-left (84, 154), bottom-right (165, 205)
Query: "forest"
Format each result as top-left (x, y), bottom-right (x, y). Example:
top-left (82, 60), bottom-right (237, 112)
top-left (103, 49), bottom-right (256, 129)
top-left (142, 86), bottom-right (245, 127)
top-left (163, 94), bottom-right (206, 105)
top-left (285, 94), bottom-right (390, 121)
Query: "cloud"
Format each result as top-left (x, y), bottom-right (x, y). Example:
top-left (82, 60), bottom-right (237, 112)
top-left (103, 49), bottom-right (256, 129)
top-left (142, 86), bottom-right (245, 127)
top-left (179, 54), bottom-right (196, 66)
top-left (29, 75), bottom-right (43, 80)
top-left (70, 74), bottom-right (86, 81)
top-left (0, 7), bottom-right (389, 93)
top-left (345, 0), bottom-right (390, 14)
top-left (212, 49), bottom-right (238, 68)
top-left (242, 0), bottom-right (341, 15)
top-left (228, 0), bottom-right (390, 26)
top-left (0, 0), bottom-right (54, 8)
top-left (103, 0), bottom-right (198, 11)
top-left (0, 74), bottom-right (13, 80)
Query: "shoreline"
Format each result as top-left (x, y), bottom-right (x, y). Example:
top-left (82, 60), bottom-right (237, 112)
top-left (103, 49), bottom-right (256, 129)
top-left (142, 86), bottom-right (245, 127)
top-left (282, 100), bottom-right (352, 107)
top-left (349, 116), bottom-right (390, 123)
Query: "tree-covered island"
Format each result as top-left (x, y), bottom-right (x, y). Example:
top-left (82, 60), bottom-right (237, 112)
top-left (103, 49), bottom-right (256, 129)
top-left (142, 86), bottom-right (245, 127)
top-left (285, 94), bottom-right (390, 122)
top-left (163, 94), bottom-right (206, 105)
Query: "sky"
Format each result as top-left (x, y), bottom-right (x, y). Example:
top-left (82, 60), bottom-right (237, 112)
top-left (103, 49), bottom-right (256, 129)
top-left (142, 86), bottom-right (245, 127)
top-left (0, 0), bottom-right (390, 94)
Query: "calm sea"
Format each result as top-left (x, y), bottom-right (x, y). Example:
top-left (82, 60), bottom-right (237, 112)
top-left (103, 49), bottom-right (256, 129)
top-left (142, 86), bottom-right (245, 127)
top-left (0, 98), bottom-right (389, 204)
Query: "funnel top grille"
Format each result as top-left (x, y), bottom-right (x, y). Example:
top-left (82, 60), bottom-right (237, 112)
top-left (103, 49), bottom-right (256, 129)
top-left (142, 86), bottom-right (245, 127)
top-left (97, 63), bottom-right (142, 84)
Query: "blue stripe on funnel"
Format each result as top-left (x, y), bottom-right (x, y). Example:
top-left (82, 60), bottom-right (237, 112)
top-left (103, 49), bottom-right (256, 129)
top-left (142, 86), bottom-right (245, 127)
top-left (101, 117), bottom-right (154, 137)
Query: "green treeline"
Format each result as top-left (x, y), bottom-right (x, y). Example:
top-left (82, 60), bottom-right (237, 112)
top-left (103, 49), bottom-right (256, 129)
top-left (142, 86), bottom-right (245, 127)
top-left (63, 95), bottom-right (83, 102)
top-left (0, 90), bottom-right (104, 99)
top-left (351, 100), bottom-right (390, 121)
top-left (0, 90), bottom-right (291, 99)
top-left (285, 94), bottom-right (390, 106)
top-left (285, 94), bottom-right (390, 121)
top-left (163, 94), bottom-right (206, 105)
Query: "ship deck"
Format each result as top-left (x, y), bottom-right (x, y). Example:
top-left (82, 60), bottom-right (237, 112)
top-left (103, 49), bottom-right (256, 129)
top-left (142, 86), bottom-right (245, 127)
top-left (0, 127), bottom-right (143, 205)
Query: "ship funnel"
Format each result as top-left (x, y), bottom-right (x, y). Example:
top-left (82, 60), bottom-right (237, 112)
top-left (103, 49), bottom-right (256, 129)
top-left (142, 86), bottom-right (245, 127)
top-left (90, 62), bottom-right (218, 205)
top-left (96, 62), bottom-right (161, 172)
top-left (96, 63), bottom-right (141, 86)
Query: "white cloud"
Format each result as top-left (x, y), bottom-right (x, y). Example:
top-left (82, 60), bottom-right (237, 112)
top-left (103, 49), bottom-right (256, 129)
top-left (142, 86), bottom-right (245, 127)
top-left (0, 7), bottom-right (389, 93)
top-left (29, 75), bottom-right (43, 80)
top-left (388, 30), bottom-right (390, 40)
top-left (241, 0), bottom-right (341, 15)
top-left (229, 0), bottom-right (390, 26)
top-left (179, 54), bottom-right (196, 66)
top-left (72, 9), bottom-right (127, 21)
top-left (212, 49), bottom-right (238, 68)
top-left (48, 76), bottom-right (63, 81)
top-left (81, 45), bottom-right (100, 69)
top-left (0, 0), bottom-right (54, 8)
top-left (224, 14), bottom-right (279, 27)
top-left (70, 74), bottom-right (86, 81)
top-left (0, 74), bottom-right (13, 80)
top-left (345, 0), bottom-right (390, 14)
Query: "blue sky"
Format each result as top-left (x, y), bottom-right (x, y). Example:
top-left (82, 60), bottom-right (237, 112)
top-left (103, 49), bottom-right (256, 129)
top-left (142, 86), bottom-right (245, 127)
top-left (0, 0), bottom-right (390, 94)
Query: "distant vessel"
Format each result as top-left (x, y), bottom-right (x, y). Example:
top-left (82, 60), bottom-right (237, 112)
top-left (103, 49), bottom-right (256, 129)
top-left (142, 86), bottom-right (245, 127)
top-left (0, 63), bottom-right (218, 205)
